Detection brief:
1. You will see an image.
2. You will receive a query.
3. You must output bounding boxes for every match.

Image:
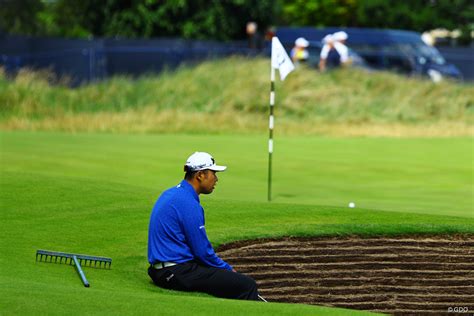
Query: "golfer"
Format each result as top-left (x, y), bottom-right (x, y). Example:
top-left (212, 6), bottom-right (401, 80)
top-left (147, 152), bottom-right (260, 300)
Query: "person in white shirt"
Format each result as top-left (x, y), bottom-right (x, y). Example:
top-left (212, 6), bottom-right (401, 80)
top-left (332, 31), bottom-right (349, 64)
top-left (319, 31), bottom-right (350, 71)
top-left (319, 34), bottom-right (334, 71)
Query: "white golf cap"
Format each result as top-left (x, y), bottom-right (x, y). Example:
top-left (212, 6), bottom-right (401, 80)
top-left (295, 37), bottom-right (309, 47)
top-left (322, 34), bottom-right (334, 44)
top-left (333, 31), bottom-right (348, 41)
top-left (185, 152), bottom-right (227, 172)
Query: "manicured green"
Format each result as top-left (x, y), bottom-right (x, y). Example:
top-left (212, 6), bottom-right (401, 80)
top-left (2, 131), bottom-right (472, 217)
top-left (1, 131), bottom-right (473, 315)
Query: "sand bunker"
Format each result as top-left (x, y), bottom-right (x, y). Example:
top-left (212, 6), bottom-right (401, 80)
top-left (217, 235), bottom-right (474, 315)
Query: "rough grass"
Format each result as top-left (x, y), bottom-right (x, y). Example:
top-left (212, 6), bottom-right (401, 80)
top-left (0, 57), bottom-right (473, 136)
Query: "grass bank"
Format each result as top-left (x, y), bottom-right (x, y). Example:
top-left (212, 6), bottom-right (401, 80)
top-left (1, 58), bottom-right (473, 136)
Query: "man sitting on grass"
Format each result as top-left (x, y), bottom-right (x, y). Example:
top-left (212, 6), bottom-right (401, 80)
top-left (147, 152), bottom-right (260, 300)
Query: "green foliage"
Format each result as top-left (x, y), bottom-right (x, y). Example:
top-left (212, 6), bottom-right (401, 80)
top-left (0, 0), bottom-right (278, 40)
top-left (353, 0), bottom-right (474, 33)
top-left (99, 0), bottom-right (277, 40)
top-left (281, 0), bottom-right (358, 27)
top-left (280, 0), bottom-right (473, 43)
top-left (0, 0), bottom-right (45, 35)
top-left (1, 0), bottom-right (471, 40)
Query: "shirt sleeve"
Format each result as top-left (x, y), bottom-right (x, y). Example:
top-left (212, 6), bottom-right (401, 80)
top-left (334, 42), bottom-right (349, 62)
top-left (180, 204), bottom-right (233, 271)
top-left (320, 44), bottom-right (330, 59)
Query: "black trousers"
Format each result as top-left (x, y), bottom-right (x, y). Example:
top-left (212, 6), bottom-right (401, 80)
top-left (148, 261), bottom-right (259, 300)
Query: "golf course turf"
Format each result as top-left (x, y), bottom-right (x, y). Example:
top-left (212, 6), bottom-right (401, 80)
top-left (1, 131), bottom-right (473, 315)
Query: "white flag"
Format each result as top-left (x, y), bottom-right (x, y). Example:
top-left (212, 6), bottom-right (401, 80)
top-left (271, 37), bottom-right (295, 81)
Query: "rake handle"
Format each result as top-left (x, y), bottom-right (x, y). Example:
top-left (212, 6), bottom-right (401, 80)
top-left (73, 255), bottom-right (90, 287)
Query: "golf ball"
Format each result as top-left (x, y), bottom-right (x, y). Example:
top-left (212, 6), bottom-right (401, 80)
top-left (349, 202), bottom-right (355, 208)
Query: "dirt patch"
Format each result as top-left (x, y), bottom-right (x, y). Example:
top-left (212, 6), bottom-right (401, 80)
top-left (217, 235), bottom-right (474, 315)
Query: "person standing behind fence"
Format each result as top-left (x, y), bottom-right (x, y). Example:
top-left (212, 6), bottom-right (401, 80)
top-left (290, 37), bottom-right (309, 66)
top-left (246, 22), bottom-right (262, 50)
top-left (319, 32), bottom-right (350, 71)
top-left (332, 31), bottom-right (350, 66)
top-left (319, 34), bottom-right (334, 71)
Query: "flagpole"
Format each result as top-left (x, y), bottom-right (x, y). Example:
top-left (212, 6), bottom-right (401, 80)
top-left (268, 66), bottom-right (275, 202)
top-left (268, 36), bottom-right (294, 202)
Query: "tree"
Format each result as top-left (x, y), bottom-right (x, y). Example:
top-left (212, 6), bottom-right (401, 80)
top-left (46, 0), bottom-right (279, 40)
top-left (354, 0), bottom-right (473, 43)
top-left (0, 0), bottom-right (45, 35)
top-left (280, 0), bottom-right (358, 27)
top-left (1, 0), bottom-right (472, 43)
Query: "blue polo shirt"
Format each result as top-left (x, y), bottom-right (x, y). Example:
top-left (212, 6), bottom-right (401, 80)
top-left (148, 180), bottom-right (232, 271)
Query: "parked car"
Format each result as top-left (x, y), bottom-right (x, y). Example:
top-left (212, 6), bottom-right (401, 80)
top-left (276, 27), bottom-right (463, 81)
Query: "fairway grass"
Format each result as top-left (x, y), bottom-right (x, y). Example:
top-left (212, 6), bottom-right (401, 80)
top-left (2, 131), bottom-right (472, 217)
top-left (1, 131), bottom-right (473, 315)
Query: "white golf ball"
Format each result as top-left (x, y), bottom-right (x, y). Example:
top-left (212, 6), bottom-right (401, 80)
top-left (348, 202), bottom-right (355, 208)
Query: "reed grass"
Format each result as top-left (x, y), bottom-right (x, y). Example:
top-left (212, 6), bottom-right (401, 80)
top-left (1, 57), bottom-right (473, 136)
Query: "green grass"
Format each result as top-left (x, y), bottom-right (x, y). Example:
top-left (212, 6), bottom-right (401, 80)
top-left (1, 131), bottom-right (473, 315)
top-left (1, 58), bottom-right (473, 136)
top-left (2, 131), bottom-right (472, 216)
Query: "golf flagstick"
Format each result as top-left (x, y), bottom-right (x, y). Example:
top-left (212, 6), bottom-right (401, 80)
top-left (268, 66), bottom-right (275, 202)
top-left (268, 37), bottom-right (295, 201)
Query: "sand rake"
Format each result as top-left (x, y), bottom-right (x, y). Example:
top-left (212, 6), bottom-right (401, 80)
top-left (36, 249), bottom-right (112, 287)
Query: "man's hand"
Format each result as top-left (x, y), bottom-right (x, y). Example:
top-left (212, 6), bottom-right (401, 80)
top-left (232, 268), bottom-right (237, 273)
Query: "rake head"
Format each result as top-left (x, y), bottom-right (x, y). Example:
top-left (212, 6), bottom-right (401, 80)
top-left (36, 249), bottom-right (112, 269)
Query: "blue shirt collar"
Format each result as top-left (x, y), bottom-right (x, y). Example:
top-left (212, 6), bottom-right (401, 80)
top-left (179, 180), bottom-right (200, 203)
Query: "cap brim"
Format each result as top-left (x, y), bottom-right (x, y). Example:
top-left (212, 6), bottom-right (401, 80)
top-left (208, 165), bottom-right (227, 172)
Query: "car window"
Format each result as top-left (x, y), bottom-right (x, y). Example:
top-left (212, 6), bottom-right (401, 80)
top-left (384, 55), bottom-right (413, 73)
top-left (414, 44), bottom-right (446, 65)
top-left (350, 44), bottom-right (380, 54)
top-left (393, 43), bottom-right (446, 65)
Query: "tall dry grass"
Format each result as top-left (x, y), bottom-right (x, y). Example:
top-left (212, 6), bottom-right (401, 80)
top-left (1, 57), bottom-right (473, 136)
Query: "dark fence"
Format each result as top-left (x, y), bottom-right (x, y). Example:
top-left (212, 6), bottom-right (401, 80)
top-left (0, 35), bottom-right (261, 86)
top-left (1, 34), bottom-right (472, 85)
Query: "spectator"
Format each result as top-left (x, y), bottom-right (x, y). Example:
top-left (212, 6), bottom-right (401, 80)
top-left (290, 37), bottom-right (309, 66)
top-left (319, 34), bottom-right (334, 71)
top-left (319, 31), bottom-right (350, 71)
top-left (246, 22), bottom-right (258, 49)
top-left (333, 31), bottom-right (350, 65)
